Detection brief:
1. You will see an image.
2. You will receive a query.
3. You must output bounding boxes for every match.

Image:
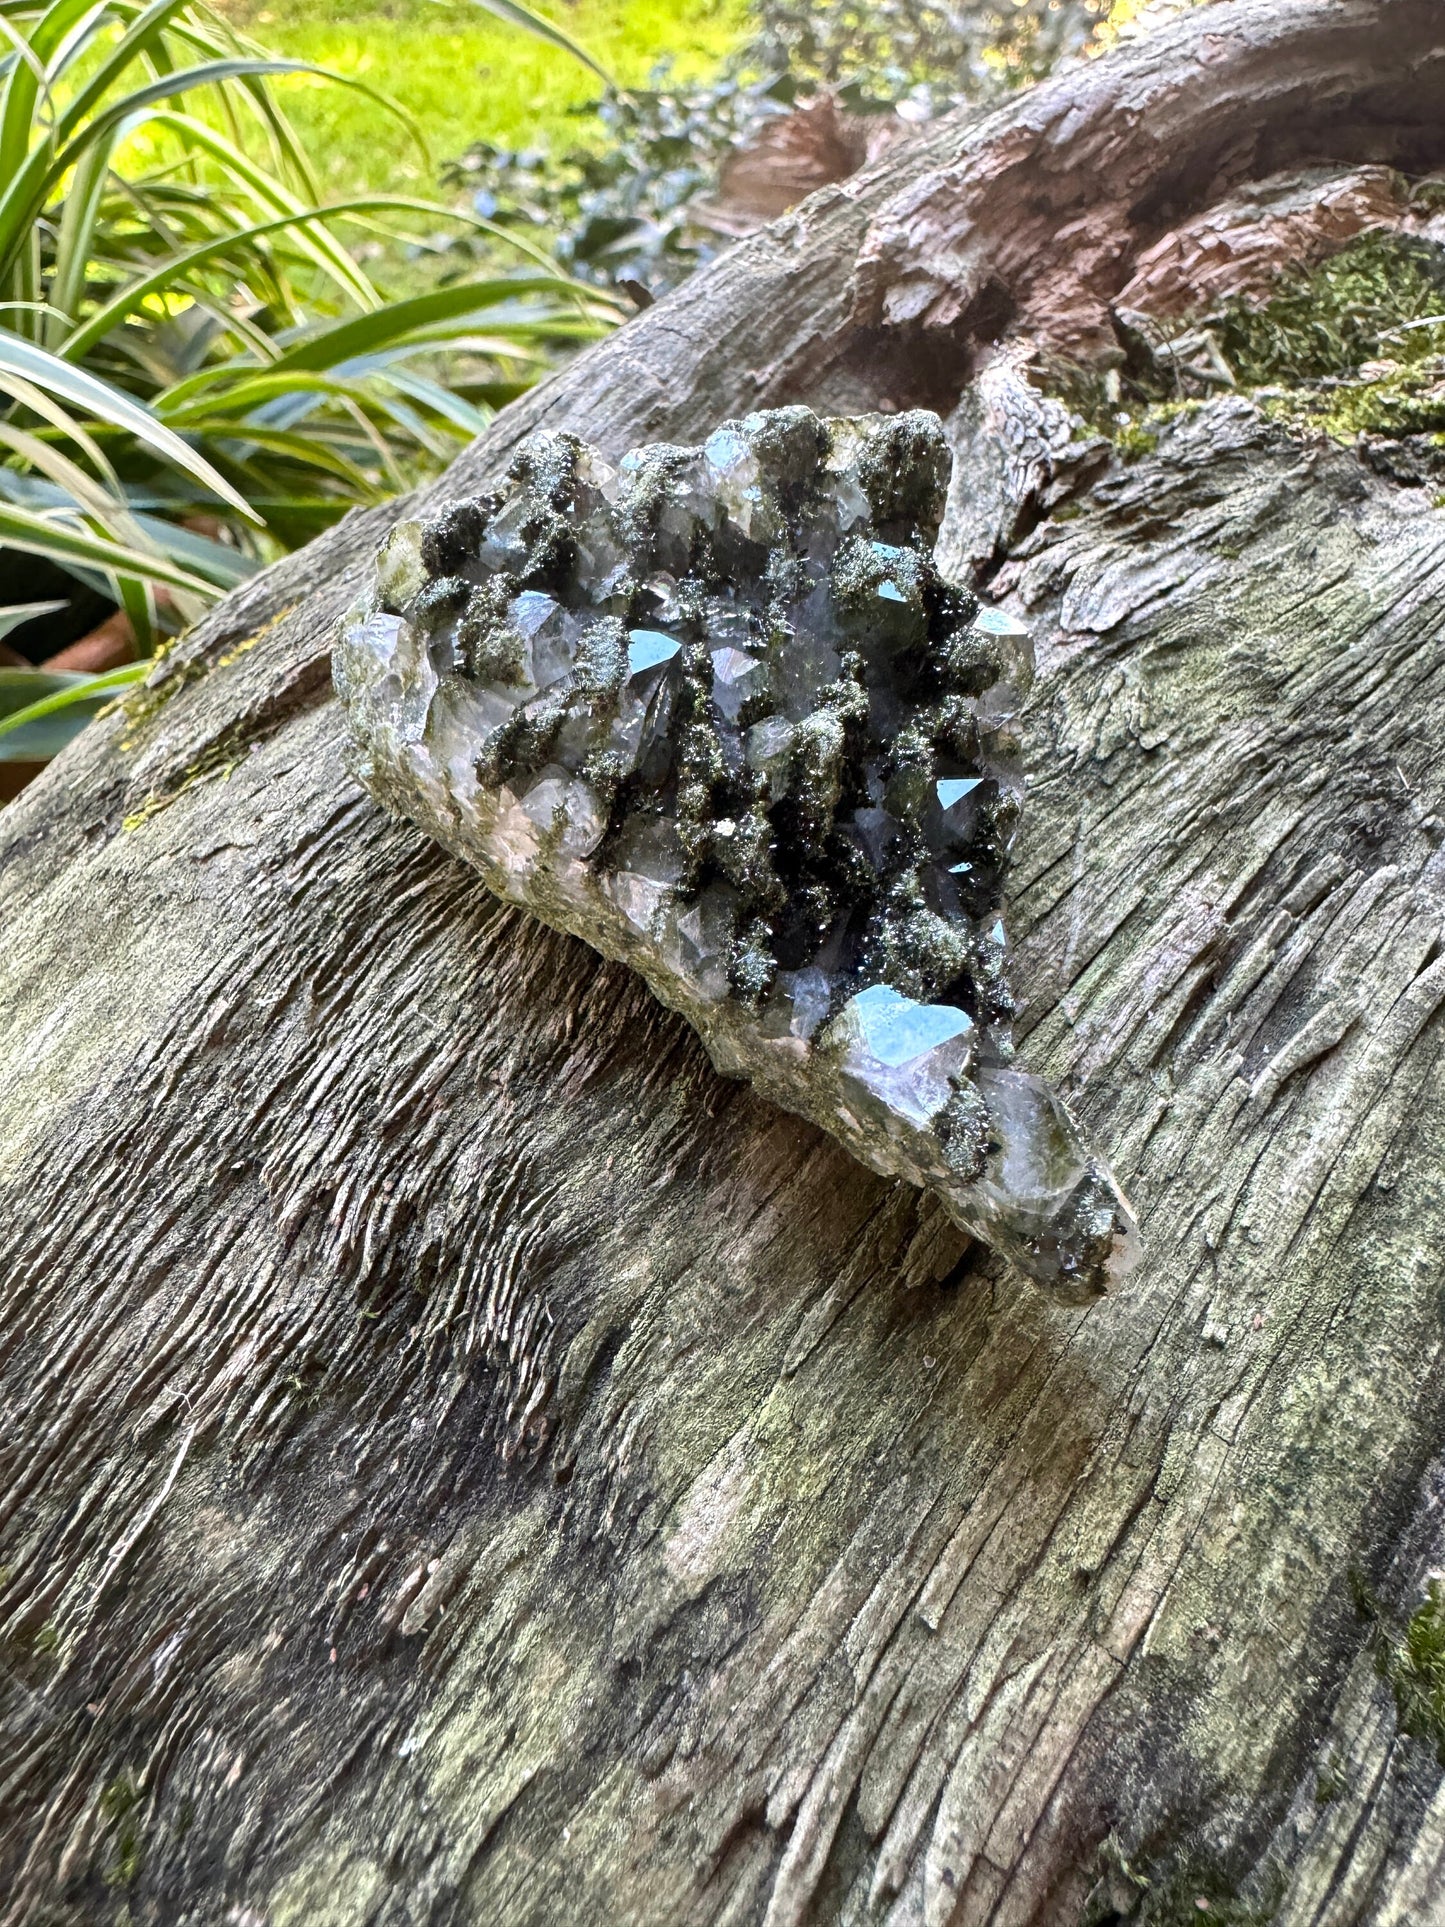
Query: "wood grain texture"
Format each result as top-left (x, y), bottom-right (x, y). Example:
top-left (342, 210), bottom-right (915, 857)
top-left (4, 4), bottom-right (1445, 1922)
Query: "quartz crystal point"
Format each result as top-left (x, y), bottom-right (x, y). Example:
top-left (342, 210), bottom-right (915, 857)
top-left (335, 407), bottom-right (1138, 1303)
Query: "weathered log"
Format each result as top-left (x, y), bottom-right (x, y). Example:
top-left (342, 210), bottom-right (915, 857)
top-left (4, 3), bottom-right (1445, 1922)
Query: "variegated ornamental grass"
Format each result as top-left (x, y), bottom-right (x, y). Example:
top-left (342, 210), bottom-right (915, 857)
top-left (0, 0), bottom-right (619, 768)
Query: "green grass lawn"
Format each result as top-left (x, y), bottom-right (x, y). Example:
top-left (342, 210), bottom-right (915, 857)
top-left (220, 0), bottom-right (747, 198)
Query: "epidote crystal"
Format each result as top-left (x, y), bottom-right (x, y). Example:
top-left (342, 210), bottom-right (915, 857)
top-left (335, 406), bottom-right (1138, 1302)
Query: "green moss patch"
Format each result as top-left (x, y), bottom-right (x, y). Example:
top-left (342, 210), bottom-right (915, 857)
top-left (1210, 230), bottom-right (1445, 387)
top-left (1377, 1579), bottom-right (1445, 1762)
top-left (1041, 227), bottom-right (1445, 480)
top-left (1352, 1570), bottom-right (1445, 1764)
top-left (1258, 360), bottom-right (1445, 445)
top-left (99, 1771), bottom-right (144, 1888)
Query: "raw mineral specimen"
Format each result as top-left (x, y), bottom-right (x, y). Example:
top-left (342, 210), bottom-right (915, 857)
top-left (335, 406), bottom-right (1138, 1302)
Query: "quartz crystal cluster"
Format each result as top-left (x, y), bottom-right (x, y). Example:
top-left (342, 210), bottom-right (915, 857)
top-left (335, 406), bottom-right (1138, 1301)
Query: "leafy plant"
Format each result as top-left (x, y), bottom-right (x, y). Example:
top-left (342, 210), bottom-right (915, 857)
top-left (446, 0), bottom-right (1115, 299)
top-left (448, 71), bottom-right (789, 300)
top-left (743, 0), bottom-right (1112, 106)
top-left (0, 0), bottom-right (618, 771)
top-left (0, 658), bottom-right (147, 762)
top-left (468, 0), bottom-right (614, 84)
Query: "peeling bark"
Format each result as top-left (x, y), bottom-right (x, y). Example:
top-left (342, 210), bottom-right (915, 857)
top-left (4, 4), bottom-right (1445, 1924)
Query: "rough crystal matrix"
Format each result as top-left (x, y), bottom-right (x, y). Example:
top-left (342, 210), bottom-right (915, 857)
top-left (335, 406), bottom-right (1138, 1302)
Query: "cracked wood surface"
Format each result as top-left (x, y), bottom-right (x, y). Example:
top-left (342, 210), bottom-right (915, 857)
top-left (4, 3), bottom-right (1445, 1922)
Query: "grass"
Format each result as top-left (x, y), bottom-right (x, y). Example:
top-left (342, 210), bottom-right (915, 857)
top-left (0, 0), bottom-right (622, 779)
top-left (216, 0), bottom-right (750, 198)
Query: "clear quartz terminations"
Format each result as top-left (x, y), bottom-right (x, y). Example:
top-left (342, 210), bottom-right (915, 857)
top-left (335, 406), bottom-right (1138, 1302)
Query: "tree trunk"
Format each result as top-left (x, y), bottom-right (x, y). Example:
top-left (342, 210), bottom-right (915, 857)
top-left (5, 3), bottom-right (1445, 1922)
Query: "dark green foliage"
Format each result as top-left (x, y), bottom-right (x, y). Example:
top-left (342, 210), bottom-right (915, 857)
top-left (0, 0), bottom-right (615, 783)
top-left (445, 0), bottom-right (1114, 298)
top-left (445, 78), bottom-right (779, 302)
top-left (746, 0), bottom-right (1106, 102)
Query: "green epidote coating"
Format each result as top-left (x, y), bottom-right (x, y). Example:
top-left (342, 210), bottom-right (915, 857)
top-left (335, 407), bottom-right (1139, 1301)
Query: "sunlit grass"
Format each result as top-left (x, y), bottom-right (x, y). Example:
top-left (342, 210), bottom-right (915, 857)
top-left (0, 0), bottom-right (620, 777)
top-left (216, 0), bottom-right (750, 196)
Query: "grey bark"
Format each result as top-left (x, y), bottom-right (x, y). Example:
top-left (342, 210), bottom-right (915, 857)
top-left (3, 3), bottom-right (1445, 1923)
